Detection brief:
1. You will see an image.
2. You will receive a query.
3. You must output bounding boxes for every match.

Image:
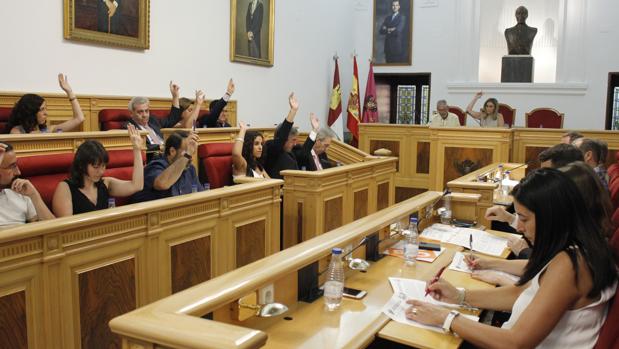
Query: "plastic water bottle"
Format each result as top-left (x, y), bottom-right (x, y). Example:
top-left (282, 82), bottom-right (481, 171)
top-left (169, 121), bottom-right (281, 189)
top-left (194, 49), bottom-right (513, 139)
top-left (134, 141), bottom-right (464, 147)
top-left (495, 164), bottom-right (504, 182)
top-left (203, 182), bottom-right (210, 191)
top-left (404, 217), bottom-right (419, 266)
top-left (440, 195), bottom-right (452, 224)
top-left (191, 184), bottom-right (198, 193)
top-left (502, 171), bottom-right (511, 197)
top-left (324, 248), bottom-right (344, 311)
top-left (107, 198), bottom-right (116, 208)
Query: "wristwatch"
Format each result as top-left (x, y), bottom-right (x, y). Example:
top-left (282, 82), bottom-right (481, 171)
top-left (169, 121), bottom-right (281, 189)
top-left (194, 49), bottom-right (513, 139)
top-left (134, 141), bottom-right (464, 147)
top-left (181, 151), bottom-right (192, 161)
top-left (442, 310), bottom-right (460, 333)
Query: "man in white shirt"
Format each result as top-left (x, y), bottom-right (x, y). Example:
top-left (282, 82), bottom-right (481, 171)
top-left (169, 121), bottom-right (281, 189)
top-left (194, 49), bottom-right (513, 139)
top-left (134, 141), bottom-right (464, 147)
top-left (0, 143), bottom-right (55, 229)
top-left (429, 100), bottom-right (460, 127)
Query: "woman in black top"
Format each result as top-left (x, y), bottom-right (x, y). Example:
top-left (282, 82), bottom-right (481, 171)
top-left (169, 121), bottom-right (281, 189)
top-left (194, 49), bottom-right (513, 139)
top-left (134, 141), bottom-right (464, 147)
top-left (52, 125), bottom-right (144, 216)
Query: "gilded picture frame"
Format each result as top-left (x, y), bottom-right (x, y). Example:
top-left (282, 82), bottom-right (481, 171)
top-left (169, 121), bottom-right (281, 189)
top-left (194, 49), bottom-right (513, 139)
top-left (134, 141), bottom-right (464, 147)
top-left (63, 0), bottom-right (150, 50)
top-left (230, 0), bottom-right (275, 67)
top-left (372, 0), bottom-right (413, 66)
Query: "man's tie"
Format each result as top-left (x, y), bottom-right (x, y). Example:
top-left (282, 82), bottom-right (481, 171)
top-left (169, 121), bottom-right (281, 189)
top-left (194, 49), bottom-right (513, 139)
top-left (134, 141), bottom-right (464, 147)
top-left (312, 153), bottom-right (323, 171)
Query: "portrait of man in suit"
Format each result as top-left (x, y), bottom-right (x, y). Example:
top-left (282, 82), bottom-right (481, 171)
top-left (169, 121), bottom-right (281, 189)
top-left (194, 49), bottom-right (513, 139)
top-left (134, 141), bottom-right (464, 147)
top-left (231, 0), bottom-right (274, 66)
top-left (372, 0), bottom-right (412, 65)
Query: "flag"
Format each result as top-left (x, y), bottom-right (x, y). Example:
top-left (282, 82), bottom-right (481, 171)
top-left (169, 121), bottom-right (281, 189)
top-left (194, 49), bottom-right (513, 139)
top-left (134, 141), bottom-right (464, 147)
top-left (327, 59), bottom-right (342, 126)
top-left (347, 56), bottom-right (361, 144)
top-left (362, 62), bottom-right (378, 123)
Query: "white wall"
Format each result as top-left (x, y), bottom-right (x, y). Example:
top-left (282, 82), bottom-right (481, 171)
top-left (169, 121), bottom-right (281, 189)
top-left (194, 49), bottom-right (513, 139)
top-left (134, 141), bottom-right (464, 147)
top-left (0, 0), bottom-right (355, 133)
top-left (351, 0), bottom-right (619, 130)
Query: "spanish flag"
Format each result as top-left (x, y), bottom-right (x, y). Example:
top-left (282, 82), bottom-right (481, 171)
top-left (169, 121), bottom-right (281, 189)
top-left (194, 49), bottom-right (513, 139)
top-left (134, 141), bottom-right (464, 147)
top-left (327, 59), bottom-right (342, 126)
top-left (347, 56), bottom-right (361, 145)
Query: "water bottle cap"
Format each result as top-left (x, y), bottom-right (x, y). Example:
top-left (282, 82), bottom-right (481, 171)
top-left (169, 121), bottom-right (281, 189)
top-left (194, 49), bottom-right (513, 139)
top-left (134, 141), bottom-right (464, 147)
top-left (332, 248), bottom-right (342, 254)
top-left (498, 164), bottom-right (504, 168)
top-left (505, 170), bottom-right (511, 174)
top-left (410, 217), bottom-right (418, 222)
top-left (108, 198), bottom-right (115, 203)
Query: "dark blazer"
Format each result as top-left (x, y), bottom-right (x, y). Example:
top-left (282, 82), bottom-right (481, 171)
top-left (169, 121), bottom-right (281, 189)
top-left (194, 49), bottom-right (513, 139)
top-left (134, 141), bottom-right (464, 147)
top-left (379, 12), bottom-right (406, 62)
top-left (124, 106), bottom-right (182, 158)
top-left (198, 98), bottom-right (231, 128)
top-left (264, 120), bottom-right (314, 179)
top-left (294, 148), bottom-right (334, 171)
top-left (246, 1), bottom-right (264, 56)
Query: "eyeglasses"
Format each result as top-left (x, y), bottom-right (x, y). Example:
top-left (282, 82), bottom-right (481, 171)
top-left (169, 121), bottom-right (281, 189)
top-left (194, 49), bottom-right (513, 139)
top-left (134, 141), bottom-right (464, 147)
top-left (0, 163), bottom-right (18, 171)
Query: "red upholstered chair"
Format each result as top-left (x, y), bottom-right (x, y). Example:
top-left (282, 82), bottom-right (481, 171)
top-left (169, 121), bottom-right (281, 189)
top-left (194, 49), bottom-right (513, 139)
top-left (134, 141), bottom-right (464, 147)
top-left (448, 106), bottom-right (466, 126)
top-left (99, 109), bottom-right (171, 130)
top-left (0, 107), bottom-right (12, 134)
top-left (593, 228), bottom-right (619, 349)
top-left (197, 143), bottom-right (234, 189)
top-left (608, 152), bottom-right (619, 186)
top-left (104, 149), bottom-right (146, 206)
top-left (17, 153), bottom-right (74, 208)
top-left (498, 103), bottom-right (516, 127)
top-left (525, 108), bottom-right (564, 128)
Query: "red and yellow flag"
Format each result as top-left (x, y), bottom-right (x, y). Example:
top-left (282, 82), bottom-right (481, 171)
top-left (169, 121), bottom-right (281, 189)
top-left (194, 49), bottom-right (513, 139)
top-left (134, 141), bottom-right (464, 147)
top-left (362, 62), bottom-right (378, 123)
top-left (347, 56), bottom-right (361, 144)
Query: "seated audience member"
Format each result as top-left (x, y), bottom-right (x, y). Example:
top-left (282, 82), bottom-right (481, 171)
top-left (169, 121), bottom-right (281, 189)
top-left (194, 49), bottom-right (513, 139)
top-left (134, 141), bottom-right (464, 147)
top-left (130, 131), bottom-right (203, 203)
top-left (429, 100), bottom-right (460, 127)
top-left (125, 81), bottom-right (193, 156)
top-left (560, 130), bottom-right (583, 145)
top-left (52, 125), bottom-right (144, 217)
top-left (198, 79), bottom-right (235, 128)
top-left (174, 90), bottom-right (206, 128)
top-left (466, 91), bottom-right (505, 127)
top-left (574, 138), bottom-right (609, 190)
top-left (294, 120), bottom-right (335, 171)
top-left (468, 161), bottom-right (614, 286)
top-left (0, 143), bottom-right (55, 228)
top-left (6, 74), bottom-right (85, 134)
top-left (232, 121), bottom-right (269, 181)
top-left (264, 93), bottom-right (302, 179)
top-left (407, 168), bottom-right (618, 348)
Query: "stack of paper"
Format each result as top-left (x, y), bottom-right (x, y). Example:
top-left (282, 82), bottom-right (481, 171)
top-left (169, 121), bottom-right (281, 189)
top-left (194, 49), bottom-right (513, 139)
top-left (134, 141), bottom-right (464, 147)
top-left (382, 277), bottom-right (478, 332)
top-left (421, 224), bottom-right (509, 256)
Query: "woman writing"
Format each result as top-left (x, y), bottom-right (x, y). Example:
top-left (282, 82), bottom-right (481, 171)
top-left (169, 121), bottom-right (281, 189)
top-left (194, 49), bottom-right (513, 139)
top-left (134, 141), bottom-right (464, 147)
top-left (52, 125), bottom-right (144, 216)
top-left (406, 168), bottom-right (617, 348)
top-left (466, 91), bottom-right (505, 127)
top-left (232, 121), bottom-right (269, 182)
top-left (7, 74), bottom-right (85, 133)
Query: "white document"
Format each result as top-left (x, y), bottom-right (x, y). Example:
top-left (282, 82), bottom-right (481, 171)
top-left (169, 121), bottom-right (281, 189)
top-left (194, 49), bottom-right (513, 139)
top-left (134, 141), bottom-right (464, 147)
top-left (448, 252), bottom-right (473, 273)
top-left (421, 224), bottom-right (509, 257)
top-left (382, 278), bottom-right (479, 333)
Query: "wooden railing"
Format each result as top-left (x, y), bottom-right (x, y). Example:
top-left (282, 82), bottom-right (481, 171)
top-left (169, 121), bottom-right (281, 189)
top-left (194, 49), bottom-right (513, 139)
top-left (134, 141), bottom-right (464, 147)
top-left (0, 180), bottom-right (282, 349)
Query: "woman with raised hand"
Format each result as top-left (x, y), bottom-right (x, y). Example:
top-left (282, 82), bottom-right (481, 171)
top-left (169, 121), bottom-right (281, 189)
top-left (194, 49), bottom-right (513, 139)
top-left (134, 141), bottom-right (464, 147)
top-left (52, 125), bottom-right (144, 216)
top-left (7, 74), bottom-right (85, 134)
top-left (406, 168), bottom-right (617, 348)
top-left (466, 91), bottom-right (505, 127)
top-left (232, 121), bottom-right (269, 182)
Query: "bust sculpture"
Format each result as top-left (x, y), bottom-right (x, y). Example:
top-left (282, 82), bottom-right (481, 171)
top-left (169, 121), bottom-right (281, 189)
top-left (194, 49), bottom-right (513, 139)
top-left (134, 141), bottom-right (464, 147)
top-left (504, 6), bottom-right (537, 55)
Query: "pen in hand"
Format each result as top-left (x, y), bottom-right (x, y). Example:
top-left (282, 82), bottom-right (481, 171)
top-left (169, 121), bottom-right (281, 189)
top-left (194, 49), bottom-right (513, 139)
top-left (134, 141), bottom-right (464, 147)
top-left (424, 266), bottom-right (447, 297)
top-left (469, 233), bottom-right (474, 260)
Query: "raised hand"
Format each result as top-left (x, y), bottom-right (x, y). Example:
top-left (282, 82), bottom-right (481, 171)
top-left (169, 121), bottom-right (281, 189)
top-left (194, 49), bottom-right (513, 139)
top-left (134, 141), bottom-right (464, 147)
top-left (58, 73), bottom-right (74, 97)
top-left (195, 90), bottom-right (205, 106)
top-left (227, 79), bottom-right (235, 95)
top-left (309, 113), bottom-right (320, 131)
top-left (127, 124), bottom-right (143, 150)
top-left (288, 92), bottom-right (299, 111)
top-left (239, 121), bottom-right (248, 131)
top-left (169, 81), bottom-right (180, 98)
top-left (11, 178), bottom-right (38, 198)
top-left (475, 91), bottom-right (483, 98)
top-left (186, 133), bottom-right (200, 156)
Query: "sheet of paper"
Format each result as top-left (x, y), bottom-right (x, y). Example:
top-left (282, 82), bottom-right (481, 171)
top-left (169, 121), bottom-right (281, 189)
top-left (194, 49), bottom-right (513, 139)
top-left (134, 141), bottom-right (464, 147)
top-left (448, 252), bottom-right (472, 273)
top-left (421, 224), bottom-right (509, 257)
top-left (388, 278), bottom-right (460, 309)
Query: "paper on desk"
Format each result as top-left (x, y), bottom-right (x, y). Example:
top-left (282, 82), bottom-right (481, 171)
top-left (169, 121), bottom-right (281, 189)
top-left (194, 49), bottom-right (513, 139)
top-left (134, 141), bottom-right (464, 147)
top-left (382, 289), bottom-right (479, 333)
top-left (448, 252), bottom-right (473, 273)
top-left (421, 224), bottom-right (509, 256)
top-left (383, 240), bottom-right (445, 262)
top-left (388, 278), bottom-right (460, 309)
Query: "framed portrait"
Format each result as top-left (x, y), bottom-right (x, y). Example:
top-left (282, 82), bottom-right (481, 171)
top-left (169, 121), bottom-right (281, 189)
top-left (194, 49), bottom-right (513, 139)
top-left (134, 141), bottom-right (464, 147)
top-left (230, 0), bottom-right (275, 67)
top-left (372, 0), bottom-right (413, 66)
top-left (63, 0), bottom-right (150, 49)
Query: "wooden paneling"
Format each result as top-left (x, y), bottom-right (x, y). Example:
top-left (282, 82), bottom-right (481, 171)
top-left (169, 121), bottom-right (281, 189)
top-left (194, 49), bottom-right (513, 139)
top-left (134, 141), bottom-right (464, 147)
top-left (416, 141), bottom-right (430, 174)
top-left (171, 236), bottom-right (211, 294)
top-left (236, 220), bottom-right (266, 268)
top-left (353, 189), bottom-right (369, 220)
top-left (324, 196), bottom-right (344, 232)
top-left (296, 203), bottom-right (304, 247)
top-left (395, 187), bottom-right (427, 203)
top-left (443, 147), bottom-right (493, 185)
top-left (0, 290), bottom-right (27, 349)
top-left (78, 258), bottom-right (136, 349)
top-left (370, 140), bottom-right (400, 170)
top-left (524, 146), bottom-right (547, 173)
top-left (377, 182), bottom-right (390, 210)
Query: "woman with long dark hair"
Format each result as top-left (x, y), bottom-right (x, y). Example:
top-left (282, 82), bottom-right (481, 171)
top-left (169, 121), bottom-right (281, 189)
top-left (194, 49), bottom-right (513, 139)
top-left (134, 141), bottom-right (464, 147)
top-left (231, 121), bottom-right (269, 181)
top-left (52, 125), bottom-right (144, 216)
top-left (6, 74), bottom-right (85, 134)
top-left (406, 168), bottom-right (617, 348)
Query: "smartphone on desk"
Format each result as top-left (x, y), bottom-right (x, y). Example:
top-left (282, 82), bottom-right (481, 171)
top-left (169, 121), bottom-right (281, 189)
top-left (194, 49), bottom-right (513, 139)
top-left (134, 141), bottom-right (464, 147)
top-left (343, 287), bottom-right (367, 299)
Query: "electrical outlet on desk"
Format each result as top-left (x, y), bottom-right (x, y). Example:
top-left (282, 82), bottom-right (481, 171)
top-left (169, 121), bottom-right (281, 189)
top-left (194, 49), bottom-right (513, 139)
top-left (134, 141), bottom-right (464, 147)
top-left (258, 284), bottom-right (274, 304)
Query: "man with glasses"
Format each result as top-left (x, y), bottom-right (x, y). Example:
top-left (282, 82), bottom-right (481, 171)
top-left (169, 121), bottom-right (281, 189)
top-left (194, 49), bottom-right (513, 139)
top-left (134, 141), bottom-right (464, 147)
top-left (0, 143), bottom-right (55, 228)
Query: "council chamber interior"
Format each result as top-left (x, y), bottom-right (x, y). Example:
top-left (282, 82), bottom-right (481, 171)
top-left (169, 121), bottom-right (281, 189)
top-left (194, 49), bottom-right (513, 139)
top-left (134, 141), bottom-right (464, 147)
top-left (1, 1), bottom-right (618, 349)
